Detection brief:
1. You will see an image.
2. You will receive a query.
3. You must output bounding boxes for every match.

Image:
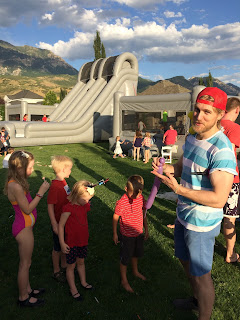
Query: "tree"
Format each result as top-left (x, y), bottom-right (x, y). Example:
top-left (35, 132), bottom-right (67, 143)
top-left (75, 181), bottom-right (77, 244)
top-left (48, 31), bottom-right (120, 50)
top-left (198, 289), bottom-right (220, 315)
top-left (199, 77), bottom-right (205, 86)
top-left (206, 71), bottom-right (213, 87)
top-left (43, 91), bottom-right (57, 105)
top-left (59, 88), bottom-right (67, 102)
top-left (93, 31), bottom-right (106, 60)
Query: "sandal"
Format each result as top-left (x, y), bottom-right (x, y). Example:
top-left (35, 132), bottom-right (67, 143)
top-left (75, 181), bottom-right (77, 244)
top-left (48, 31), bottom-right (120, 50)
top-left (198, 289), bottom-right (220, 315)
top-left (18, 297), bottom-right (44, 307)
top-left (226, 253), bottom-right (240, 264)
top-left (52, 271), bottom-right (66, 282)
top-left (70, 292), bottom-right (83, 301)
top-left (29, 288), bottom-right (45, 298)
top-left (81, 283), bottom-right (93, 290)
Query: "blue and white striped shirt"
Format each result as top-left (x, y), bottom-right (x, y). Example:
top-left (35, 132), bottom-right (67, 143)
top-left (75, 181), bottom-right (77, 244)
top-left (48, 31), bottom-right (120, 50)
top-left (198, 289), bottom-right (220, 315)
top-left (177, 131), bottom-right (237, 232)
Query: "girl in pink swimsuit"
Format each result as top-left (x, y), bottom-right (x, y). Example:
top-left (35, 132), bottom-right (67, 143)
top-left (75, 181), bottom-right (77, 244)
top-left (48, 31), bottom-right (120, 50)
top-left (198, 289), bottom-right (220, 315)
top-left (4, 150), bottom-right (49, 307)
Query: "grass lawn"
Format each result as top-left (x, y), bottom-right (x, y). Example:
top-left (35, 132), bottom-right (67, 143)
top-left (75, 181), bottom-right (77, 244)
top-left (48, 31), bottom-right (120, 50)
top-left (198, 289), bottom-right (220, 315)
top-left (0, 142), bottom-right (240, 320)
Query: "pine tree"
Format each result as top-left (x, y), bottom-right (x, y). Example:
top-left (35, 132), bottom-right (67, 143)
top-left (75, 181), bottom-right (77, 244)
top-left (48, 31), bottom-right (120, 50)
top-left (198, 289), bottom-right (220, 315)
top-left (101, 43), bottom-right (106, 58)
top-left (93, 31), bottom-right (106, 60)
top-left (59, 88), bottom-right (67, 102)
top-left (199, 77), bottom-right (204, 86)
top-left (206, 71), bottom-right (213, 87)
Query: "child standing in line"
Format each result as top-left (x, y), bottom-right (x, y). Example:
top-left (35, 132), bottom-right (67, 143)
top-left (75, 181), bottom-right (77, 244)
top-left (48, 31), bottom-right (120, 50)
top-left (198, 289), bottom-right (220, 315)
top-left (142, 132), bottom-right (152, 164)
top-left (47, 155), bottom-right (73, 282)
top-left (113, 175), bottom-right (148, 293)
top-left (132, 130), bottom-right (142, 161)
top-left (59, 181), bottom-right (94, 301)
top-left (3, 147), bottom-right (15, 168)
top-left (113, 136), bottom-right (126, 159)
top-left (4, 150), bottom-right (49, 307)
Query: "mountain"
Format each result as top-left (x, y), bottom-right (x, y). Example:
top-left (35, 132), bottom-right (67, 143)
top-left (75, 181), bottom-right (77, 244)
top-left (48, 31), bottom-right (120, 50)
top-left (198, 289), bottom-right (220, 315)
top-left (139, 79), bottom-right (190, 95)
top-left (0, 40), bottom-right (78, 76)
top-left (188, 77), bottom-right (240, 96)
top-left (138, 75), bottom-right (240, 96)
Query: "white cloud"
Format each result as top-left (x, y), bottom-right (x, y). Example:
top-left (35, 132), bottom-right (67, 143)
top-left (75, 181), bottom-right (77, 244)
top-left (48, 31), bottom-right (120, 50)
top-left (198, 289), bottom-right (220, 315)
top-left (164, 11), bottom-right (183, 18)
top-left (217, 72), bottom-right (240, 85)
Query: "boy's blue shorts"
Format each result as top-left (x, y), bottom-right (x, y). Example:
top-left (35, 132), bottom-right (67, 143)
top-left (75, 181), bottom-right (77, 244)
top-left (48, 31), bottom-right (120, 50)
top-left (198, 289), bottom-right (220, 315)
top-left (174, 219), bottom-right (221, 277)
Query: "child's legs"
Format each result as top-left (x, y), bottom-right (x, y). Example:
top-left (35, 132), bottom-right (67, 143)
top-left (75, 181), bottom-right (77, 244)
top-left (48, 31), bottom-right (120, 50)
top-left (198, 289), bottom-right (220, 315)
top-left (51, 230), bottom-right (62, 273)
top-left (76, 258), bottom-right (86, 285)
top-left (131, 234), bottom-right (145, 279)
top-left (66, 262), bottom-right (77, 294)
top-left (133, 147), bottom-right (137, 159)
top-left (16, 227), bottom-right (34, 300)
top-left (146, 150), bottom-right (150, 162)
top-left (61, 252), bottom-right (67, 268)
top-left (136, 148), bottom-right (140, 160)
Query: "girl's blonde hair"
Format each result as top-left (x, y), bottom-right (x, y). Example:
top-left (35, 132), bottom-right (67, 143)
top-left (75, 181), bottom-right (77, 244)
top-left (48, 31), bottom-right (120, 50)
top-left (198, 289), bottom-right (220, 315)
top-left (145, 132), bottom-right (151, 138)
top-left (116, 136), bottom-right (120, 141)
top-left (126, 175), bottom-right (144, 197)
top-left (68, 180), bottom-right (91, 204)
top-left (4, 150), bottom-right (34, 194)
top-left (51, 155), bottom-right (73, 174)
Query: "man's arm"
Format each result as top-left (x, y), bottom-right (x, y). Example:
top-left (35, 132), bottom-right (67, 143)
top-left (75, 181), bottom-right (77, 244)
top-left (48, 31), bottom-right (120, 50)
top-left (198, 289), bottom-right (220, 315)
top-left (152, 169), bottom-right (234, 208)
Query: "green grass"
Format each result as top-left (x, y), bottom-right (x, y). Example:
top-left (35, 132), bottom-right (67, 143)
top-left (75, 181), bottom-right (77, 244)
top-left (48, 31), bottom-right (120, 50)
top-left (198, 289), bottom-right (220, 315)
top-left (0, 143), bottom-right (240, 320)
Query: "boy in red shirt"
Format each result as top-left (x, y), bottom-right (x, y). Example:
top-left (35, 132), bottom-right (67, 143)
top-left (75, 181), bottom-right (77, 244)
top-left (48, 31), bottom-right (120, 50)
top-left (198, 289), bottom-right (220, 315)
top-left (113, 175), bottom-right (148, 293)
top-left (47, 155), bottom-right (73, 281)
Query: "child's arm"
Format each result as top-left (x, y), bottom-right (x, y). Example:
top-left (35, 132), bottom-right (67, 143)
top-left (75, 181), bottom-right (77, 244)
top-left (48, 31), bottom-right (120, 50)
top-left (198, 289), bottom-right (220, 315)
top-left (113, 213), bottom-right (120, 245)
top-left (143, 213), bottom-right (149, 240)
top-left (9, 180), bottom-right (49, 214)
top-left (48, 204), bottom-right (58, 234)
top-left (58, 212), bottom-right (71, 254)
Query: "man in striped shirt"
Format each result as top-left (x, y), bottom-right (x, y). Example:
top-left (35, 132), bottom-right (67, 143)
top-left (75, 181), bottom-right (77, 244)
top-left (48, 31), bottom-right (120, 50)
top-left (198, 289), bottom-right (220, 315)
top-left (152, 87), bottom-right (237, 320)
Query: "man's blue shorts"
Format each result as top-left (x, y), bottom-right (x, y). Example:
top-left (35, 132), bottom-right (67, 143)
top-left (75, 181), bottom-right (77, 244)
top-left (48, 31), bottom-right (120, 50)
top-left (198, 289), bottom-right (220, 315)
top-left (174, 219), bottom-right (221, 277)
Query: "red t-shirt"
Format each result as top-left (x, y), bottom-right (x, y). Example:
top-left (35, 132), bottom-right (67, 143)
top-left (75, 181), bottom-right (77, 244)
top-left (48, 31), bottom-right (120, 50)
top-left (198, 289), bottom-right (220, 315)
top-left (62, 201), bottom-right (91, 247)
top-left (47, 179), bottom-right (71, 223)
top-left (221, 119), bottom-right (240, 183)
top-left (42, 116), bottom-right (47, 122)
top-left (164, 129), bottom-right (177, 145)
top-left (114, 193), bottom-right (145, 237)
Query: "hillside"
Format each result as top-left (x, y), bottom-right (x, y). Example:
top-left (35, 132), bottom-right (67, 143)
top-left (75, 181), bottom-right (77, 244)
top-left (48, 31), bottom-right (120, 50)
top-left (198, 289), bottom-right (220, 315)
top-left (0, 74), bottom-right (77, 98)
top-left (0, 40), bottom-right (78, 76)
top-left (139, 79), bottom-right (190, 95)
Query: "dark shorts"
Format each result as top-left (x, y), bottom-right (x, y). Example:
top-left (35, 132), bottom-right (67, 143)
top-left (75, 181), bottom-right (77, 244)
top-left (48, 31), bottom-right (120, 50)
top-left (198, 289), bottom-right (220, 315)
top-left (223, 183), bottom-right (240, 218)
top-left (144, 146), bottom-right (150, 150)
top-left (52, 228), bottom-right (61, 252)
top-left (120, 233), bottom-right (144, 266)
top-left (66, 246), bottom-right (88, 264)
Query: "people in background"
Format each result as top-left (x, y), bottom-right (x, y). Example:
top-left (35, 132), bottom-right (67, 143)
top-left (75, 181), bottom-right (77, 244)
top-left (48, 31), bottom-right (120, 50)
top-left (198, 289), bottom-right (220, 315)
top-left (133, 130), bottom-right (143, 161)
top-left (163, 124), bottom-right (177, 146)
top-left (42, 114), bottom-right (48, 122)
top-left (3, 147), bottom-right (14, 168)
top-left (23, 114), bottom-right (28, 121)
top-left (138, 120), bottom-right (146, 132)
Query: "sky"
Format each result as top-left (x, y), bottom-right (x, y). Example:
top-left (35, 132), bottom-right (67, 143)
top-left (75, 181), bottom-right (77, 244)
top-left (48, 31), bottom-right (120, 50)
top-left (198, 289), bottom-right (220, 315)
top-left (0, 0), bottom-right (240, 86)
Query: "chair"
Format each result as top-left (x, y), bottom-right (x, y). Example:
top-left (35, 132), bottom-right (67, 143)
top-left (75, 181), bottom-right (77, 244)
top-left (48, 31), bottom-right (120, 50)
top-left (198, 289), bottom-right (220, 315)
top-left (161, 146), bottom-right (173, 163)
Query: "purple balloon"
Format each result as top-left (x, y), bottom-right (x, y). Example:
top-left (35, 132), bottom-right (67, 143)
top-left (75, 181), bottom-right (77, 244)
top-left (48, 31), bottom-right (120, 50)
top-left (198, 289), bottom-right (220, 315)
top-left (145, 157), bottom-right (165, 210)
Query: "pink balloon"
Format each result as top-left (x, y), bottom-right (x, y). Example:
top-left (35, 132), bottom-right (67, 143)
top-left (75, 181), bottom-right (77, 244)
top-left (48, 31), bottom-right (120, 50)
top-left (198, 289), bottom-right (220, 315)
top-left (145, 157), bottom-right (165, 210)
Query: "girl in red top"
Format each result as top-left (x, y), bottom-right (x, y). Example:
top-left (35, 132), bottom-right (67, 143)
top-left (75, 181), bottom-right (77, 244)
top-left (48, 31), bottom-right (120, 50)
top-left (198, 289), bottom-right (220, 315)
top-left (59, 180), bottom-right (94, 301)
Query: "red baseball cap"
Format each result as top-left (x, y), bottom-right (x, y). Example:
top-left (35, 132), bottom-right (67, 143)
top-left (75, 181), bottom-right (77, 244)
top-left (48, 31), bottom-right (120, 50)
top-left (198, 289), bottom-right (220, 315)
top-left (196, 87), bottom-right (227, 111)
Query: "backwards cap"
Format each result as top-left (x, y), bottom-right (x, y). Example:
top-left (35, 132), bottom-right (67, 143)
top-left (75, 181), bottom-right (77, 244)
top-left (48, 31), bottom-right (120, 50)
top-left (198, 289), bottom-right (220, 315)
top-left (196, 87), bottom-right (227, 111)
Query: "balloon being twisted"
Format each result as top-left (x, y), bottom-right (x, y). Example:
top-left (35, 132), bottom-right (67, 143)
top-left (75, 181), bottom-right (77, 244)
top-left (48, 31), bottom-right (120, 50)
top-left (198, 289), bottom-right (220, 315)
top-left (144, 158), bottom-right (165, 216)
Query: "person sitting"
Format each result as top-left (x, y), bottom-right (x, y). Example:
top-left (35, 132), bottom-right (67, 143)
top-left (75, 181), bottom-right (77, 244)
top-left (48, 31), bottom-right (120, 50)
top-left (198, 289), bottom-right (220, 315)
top-left (3, 147), bottom-right (15, 168)
top-left (163, 125), bottom-right (178, 146)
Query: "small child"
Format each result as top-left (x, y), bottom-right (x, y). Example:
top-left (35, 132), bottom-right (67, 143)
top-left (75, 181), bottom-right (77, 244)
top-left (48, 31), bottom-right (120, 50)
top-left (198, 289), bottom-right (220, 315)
top-left (4, 150), bottom-right (49, 307)
top-left (3, 147), bottom-right (14, 168)
top-left (113, 136), bottom-right (126, 159)
top-left (142, 132), bottom-right (152, 164)
top-left (47, 155), bottom-right (73, 282)
top-left (59, 181), bottom-right (94, 301)
top-left (113, 175), bottom-right (148, 293)
top-left (133, 130), bottom-right (142, 161)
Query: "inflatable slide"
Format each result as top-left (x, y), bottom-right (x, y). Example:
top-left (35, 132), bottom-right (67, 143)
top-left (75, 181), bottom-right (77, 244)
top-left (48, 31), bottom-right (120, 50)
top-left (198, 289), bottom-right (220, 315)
top-left (1, 52), bottom-right (138, 147)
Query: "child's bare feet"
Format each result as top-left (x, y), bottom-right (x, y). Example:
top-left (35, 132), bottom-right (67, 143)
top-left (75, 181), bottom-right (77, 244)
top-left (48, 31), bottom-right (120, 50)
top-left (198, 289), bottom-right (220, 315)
top-left (133, 271), bottom-right (146, 280)
top-left (121, 281), bottom-right (134, 293)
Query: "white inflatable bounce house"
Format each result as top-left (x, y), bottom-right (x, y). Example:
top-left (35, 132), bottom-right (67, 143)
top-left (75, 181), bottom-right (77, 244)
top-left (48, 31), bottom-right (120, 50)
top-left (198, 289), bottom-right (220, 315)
top-left (1, 51), bottom-right (229, 154)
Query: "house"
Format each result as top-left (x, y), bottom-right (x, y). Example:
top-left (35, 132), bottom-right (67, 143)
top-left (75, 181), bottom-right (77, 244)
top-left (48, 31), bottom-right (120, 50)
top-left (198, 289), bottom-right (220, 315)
top-left (4, 89), bottom-right (56, 121)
